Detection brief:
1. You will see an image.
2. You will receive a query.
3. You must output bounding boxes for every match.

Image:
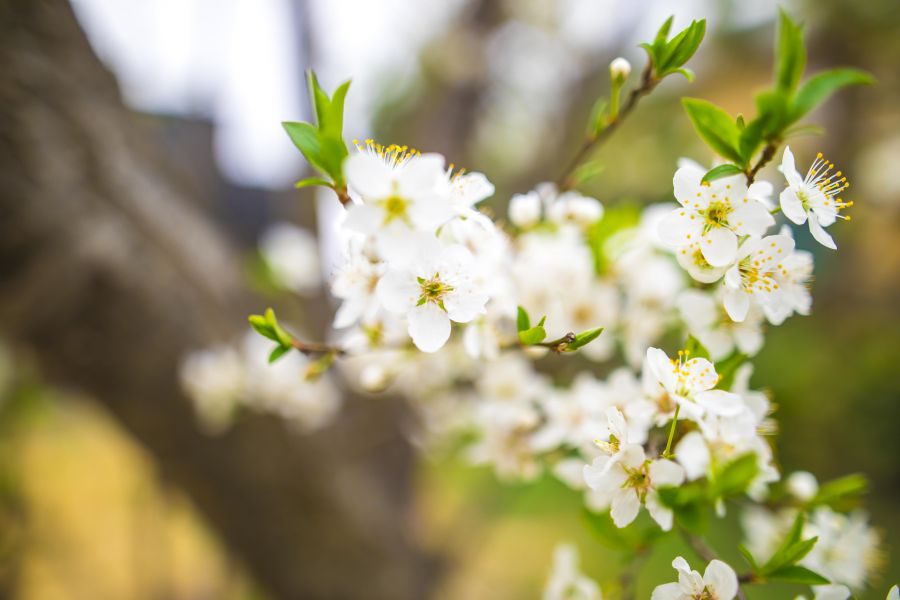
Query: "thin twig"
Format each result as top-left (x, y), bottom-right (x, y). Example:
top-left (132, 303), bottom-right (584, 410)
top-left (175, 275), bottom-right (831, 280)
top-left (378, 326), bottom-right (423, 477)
top-left (555, 62), bottom-right (659, 191)
top-left (745, 141), bottom-right (779, 184)
top-left (290, 339), bottom-right (345, 356)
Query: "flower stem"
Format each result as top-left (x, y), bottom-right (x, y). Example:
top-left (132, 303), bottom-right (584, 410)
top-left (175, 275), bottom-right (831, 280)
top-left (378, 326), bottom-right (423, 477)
top-left (745, 140), bottom-right (780, 184)
top-left (662, 404), bottom-right (681, 458)
top-left (555, 62), bottom-right (658, 191)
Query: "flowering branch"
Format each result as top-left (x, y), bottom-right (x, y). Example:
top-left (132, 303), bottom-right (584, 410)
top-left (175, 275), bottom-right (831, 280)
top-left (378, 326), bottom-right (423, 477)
top-left (745, 140), bottom-right (780, 184)
top-left (680, 529), bottom-right (749, 600)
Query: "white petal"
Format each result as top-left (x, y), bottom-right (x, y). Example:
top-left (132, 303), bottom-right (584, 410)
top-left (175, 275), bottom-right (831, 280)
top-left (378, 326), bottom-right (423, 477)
top-left (678, 290), bottom-right (717, 328)
top-left (682, 358), bottom-right (719, 392)
top-left (651, 583), bottom-right (685, 600)
top-left (396, 153), bottom-right (445, 199)
top-left (606, 407), bottom-right (628, 443)
top-left (444, 289), bottom-right (488, 323)
top-left (645, 492), bottom-right (675, 531)
top-left (703, 560), bottom-right (738, 600)
top-left (618, 443), bottom-right (646, 469)
top-left (700, 227), bottom-right (738, 267)
top-left (673, 165), bottom-right (704, 205)
top-left (649, 459), bottom-right (686, 487)
top-left (610, 488), bottom-right (641, 528)
top-left (675, 431), bottom-right (710, 480)
top-left (452, 172), bottom-right (494, 207)
top-left (646, 347), bottom-right (676, 394)
top-left (375, 270), bottom-right (419, 313)
top-left (345, 152), bottom-right (393, 199)
top-left (658, 209), bottom-right (704, 248)
top-left (723, 288), bottom-right (750, 322)
top-left (780, 146), bottom-right (804, 188)
top-left (695, 390), bottom-right (745, 416)
top-left (808, 212), bottom-right (837, 250)
top-left (343, 204), bottom-right (382, 234)
top-left (732, 200), bottom-right (775, 237)
top-left (408, 198), bottom-right (455, 231)
top-left (779, 188), bottom-right (808, 224)
top-left (747, 180), bottom-right (774, 207)
top-left (407, 303), bottom-right (451, 353)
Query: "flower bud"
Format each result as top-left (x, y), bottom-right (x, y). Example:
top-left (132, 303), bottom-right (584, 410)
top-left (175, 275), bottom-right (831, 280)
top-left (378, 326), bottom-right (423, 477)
top-left (609, 57), bottom-right (631, 83)
top-left (360, 364), bottom-right (392, 393)
top-left (508, 191), bottom-right (541, 228)
top-left (786, 471), bottom-right (819, 501)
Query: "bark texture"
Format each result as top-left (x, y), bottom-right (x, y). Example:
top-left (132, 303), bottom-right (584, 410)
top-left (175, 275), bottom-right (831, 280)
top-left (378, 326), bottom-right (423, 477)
top-left (0, 1), bottom-right (430, 598)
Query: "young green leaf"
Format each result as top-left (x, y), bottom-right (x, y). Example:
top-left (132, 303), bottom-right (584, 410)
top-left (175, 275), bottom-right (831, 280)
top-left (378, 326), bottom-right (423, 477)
top-left (809, 473), bottom-right (868, 510)
top-left (283, 122), bottom-right (326, 173)
top-left (658, 19), bottom-right (706, 75)
top-left (516, 306), bottom-right (531, 332)
top-left (713, 351), bottom-right (747, 391)
top-left (790, 68), bottom-right (875, 122)
top-left (248, 314), bottom-right (278, 342)
top-left (738, 545), bottom-right (760, 573)
top-left (684, 335), bottom-right (711, 361)
top-left (682, 98), bottom-right (743, 164)
top-left (294, 177), bottom-right (334, 189)
top-left (268, 345), bottom-right (290, 364)
top-left (701, 164), bottom-right (745, 184)
top-left (564, 327), bottom-right (604, 352)
top-left (518, 319), bottom-right (548, 346)
top-left (775, 9), bottom-right (806, 94)
top-left (766, 565), bottom-right (830, 586)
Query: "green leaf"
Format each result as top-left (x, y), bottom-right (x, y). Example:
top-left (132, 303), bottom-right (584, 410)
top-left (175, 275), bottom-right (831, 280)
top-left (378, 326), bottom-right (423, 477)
top-left (268, 345), bottom-right (290, 363)
top-left (762, 513), bottom-right (813, 574)
top-left (810, 474), bottom-right (868, 509)
top-left (701, 164), bottom-right (745, 184)
top-left (586, 203), bottom-right (641, 275)
top-left (682, 98), bottom-right (743, 164)
top-left (754, 90), bottom-right (791, 140)
top-left (518, 324), bottom-right (547, 346)
top-left (775, 9), bottom-right (806, 94)
top-left (294, 177), bottom-right (333, 189)
top-left (654, 16), bottom-right (675, 47)
top-left (790, 68), bottom-right (875, 122)
top-left (565, 327), bottom-right (604, 352)
top-left (283, 121), bottom-right (328, 175)
top-left (739, 545), bottom-right (760, 573)
top-left (684, 335), bottom-right (711, 361)
top-left (658, 19), bottom-right (706, 74)
top-left (710, 453), bottom-right (758, 498)
top-left (673, 67), bottom-right (695, 82)
top-left (248, 314), bottom-right (278, 342)
top-left (713, 352), bottom-right (747, 391)
top-left (738, 117), bottom-right (767, 163)
top-left (264, 308), bottom-right (294, 348)
top-left (766, 565), bottom-right (830, 586)
top-left (516, 306), bottom-right (531, 332)
top-left (588, 98), bottom-right (608, 136)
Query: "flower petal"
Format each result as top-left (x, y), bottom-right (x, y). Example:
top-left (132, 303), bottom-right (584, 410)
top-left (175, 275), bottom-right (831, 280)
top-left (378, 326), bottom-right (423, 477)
top-left (779, 188), bottom-right (807, 226)
top-left (375, 270), bottom-right (419, 313)
top-left (345, 152), bottom-right (393, 199)
top-left (780, 146), bottom-right (804, 188)
top-left (682, 357), bottom-right (719, 392)
top-left (673, 165), bottom-right (704, 206)
top-left (723, 288), bottom-right (750, 322)
top-left (808, 211), bottom-right (837, 250)
top-left (649, 458), bottom-right (686, 487)
top-left (610, 487), bottom-right (641, 528)
top-left (650, 582), bottom-right (684, 600)
top-left (700, 227), bottom-right (738, 267)
top-left (444, 288), bottom-right (488, 323)
top-left (675, 431), bottom-right (710, 480)
top-left (407, 303), bottom-right (451, 353)
top-left (658, 208), bottom-right (704, 248)
top-left (695, 390), bottom-right (745, 416)
top-left (703, 560), bottom-right (738, 600)
top-left (645, 491), bottom-right (675, 531)
top-left (343, 204), bottom-right (382, 234)
top-left (732, 199), bottom-right (775, 237)
top-left (397, 153), bottom-right (445, 200)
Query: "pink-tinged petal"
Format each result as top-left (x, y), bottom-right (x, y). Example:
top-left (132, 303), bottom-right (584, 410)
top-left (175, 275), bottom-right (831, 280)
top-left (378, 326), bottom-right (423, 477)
top-left (673, 165), bottom-right (704, 205)
top-left (444, 289), bottom-right (488, 323)
top-left (779, 188), bottom-right (808, 225)
top-left (658, 208), bottom-right (704, 248)
top-left (682, 357), bottom-right (719, 392)
top-left (376, 270), bottom-right (419, 314)
top-left (732, 199), bottom-right (775, 237)
top-left (345, 152), bottom-right (393, 199)
top-left (700, 227), bottom-right (738, 267)
top-left (650, 582), bottom-right (684, 600)
top-left (610, 487), bottom-right (641, 528)
top-left (723, 288), bottom-right (750, 322)
top-left (343, 204), bottom-right (381, 234)
top-left (407, 303), bottom-right (451, 353)
top-left (675, 431), bottom-right (710, 480)
top-left (808, 212), bottom-right (837, 250)
top-left (703, 560), bottom-right (738, 600)
top-left (396, 153), bottom-right (445, 200)
top-left (780, 146), bottom-right (804, 188)
top-left (649, 459), bottom-right (686, 487)
top-left (695, 390), bottom-right (745, 416)
top-left (645, 491), bottom-right (675, 531)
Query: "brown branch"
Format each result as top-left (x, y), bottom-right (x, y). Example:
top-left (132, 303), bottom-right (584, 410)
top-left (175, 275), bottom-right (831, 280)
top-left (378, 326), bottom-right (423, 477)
top-left (555, 62), bottom-right (659, 191)
top-left (745, 141), bottom-right (779, 184)
top-left (290, 339), bottom-right (345, 356)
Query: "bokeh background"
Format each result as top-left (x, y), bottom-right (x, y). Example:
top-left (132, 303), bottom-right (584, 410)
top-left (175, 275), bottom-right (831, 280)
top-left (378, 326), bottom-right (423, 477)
top-left (1, 0), bottom-right (898, 598)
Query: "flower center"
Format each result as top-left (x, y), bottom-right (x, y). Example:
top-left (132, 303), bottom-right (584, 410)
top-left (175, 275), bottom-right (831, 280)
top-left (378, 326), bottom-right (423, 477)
top-left (804, 151), bottom-right (853, 219)
top-left (379, 195), bottom-right (411, 225)
top-left (703, 200), bottom-right (731, 230)
top-left (694, 589), bottom-right (718, 600)
top-left (624, 462), bottom-right (652, 498)
top-left (417, 274), bottom-right (453, 308)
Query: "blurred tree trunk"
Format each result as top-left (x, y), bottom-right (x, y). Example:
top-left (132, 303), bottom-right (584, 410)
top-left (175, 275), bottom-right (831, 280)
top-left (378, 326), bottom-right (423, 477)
top-left (0, 1), bottom-right (433, 599)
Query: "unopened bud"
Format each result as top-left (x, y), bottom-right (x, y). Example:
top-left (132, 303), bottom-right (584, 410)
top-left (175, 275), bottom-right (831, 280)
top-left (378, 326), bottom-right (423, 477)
top-left (609, 57), bottom-right (631, 83)
top-left (360, 364), bottom-right (392, 393)
top-left (508, 191), bottom-right (542, 228)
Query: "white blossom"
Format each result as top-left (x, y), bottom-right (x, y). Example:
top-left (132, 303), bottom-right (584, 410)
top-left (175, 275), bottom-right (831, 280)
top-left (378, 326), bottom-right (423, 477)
top-left (779, 147), bottom-right (851, 250)
top-left (722, 234), bottom-right (795, 323)
top-left (543, 543), bottom-right (602, 600)
top-left (651, 556), bottom-right (738, 600)
top-left (644, 347), bottom-right (743, 422)
top-left (259, 223), bottom-right (321, 294)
